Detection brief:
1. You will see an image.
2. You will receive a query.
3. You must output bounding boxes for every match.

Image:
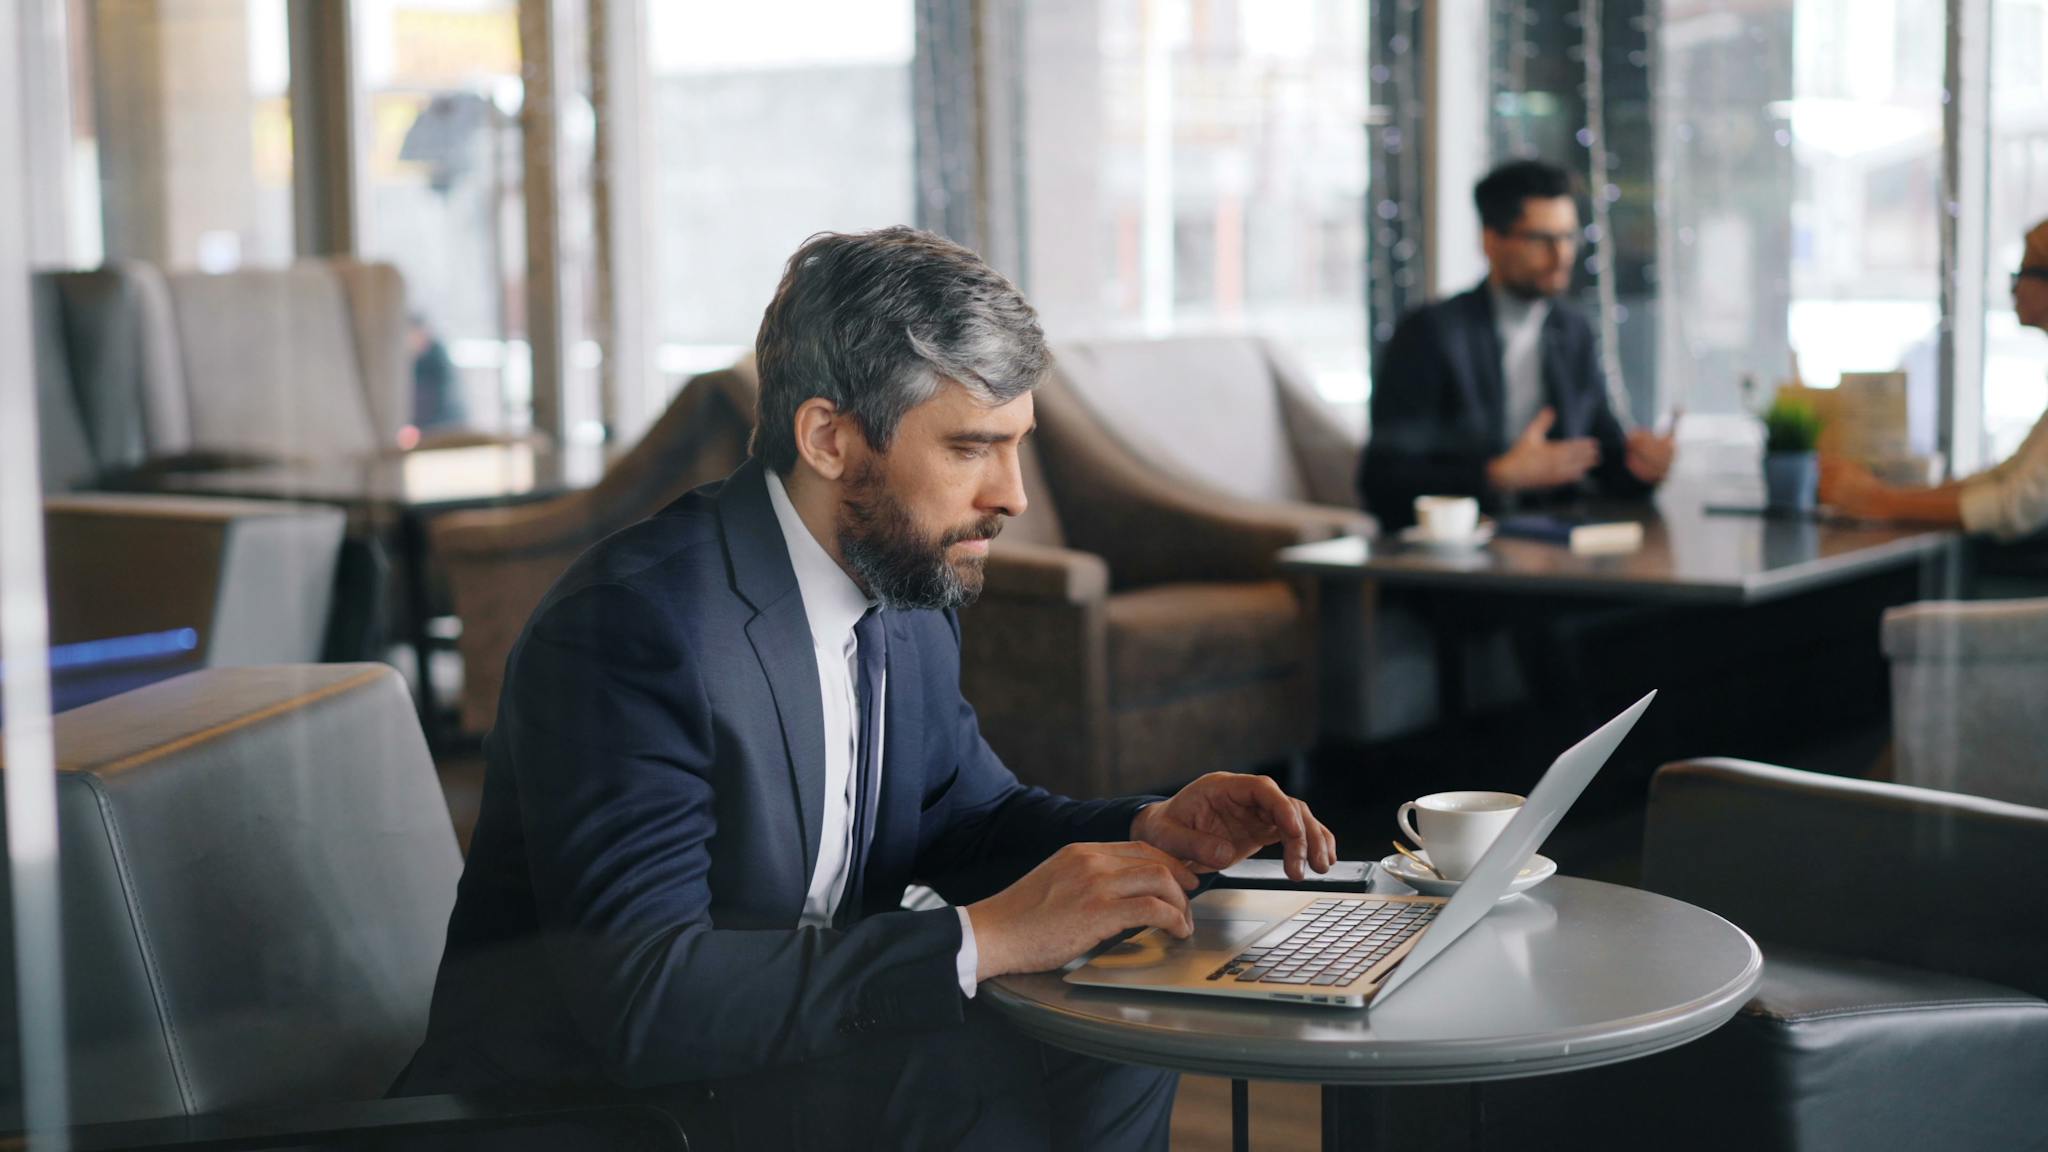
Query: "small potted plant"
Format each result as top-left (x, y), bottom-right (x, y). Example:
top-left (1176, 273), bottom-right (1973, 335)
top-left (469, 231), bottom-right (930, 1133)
top-left (1762, 393), bottom-right (1824, 511)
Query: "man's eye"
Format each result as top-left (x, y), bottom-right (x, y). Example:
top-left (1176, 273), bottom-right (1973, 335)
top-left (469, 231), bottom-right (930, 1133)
top-left (956, 446), bottom-right (987, 460)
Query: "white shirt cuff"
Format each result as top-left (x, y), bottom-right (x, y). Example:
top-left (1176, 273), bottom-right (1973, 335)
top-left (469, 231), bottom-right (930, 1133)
top-left (1960, 473), bottom-right (2013, 539)
top-left (954, 906), bottom-right (980, 998)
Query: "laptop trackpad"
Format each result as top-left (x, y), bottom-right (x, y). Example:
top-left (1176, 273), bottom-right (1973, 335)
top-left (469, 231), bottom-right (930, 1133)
top-left (1185, 918), bottom-right (1271, 954)
top-left (1091, 918), bottom-right (1270, 970)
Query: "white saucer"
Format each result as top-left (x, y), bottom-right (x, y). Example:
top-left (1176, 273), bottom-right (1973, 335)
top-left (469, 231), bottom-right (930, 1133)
top-left (1378, 851), bottom-right (1556, 901)
top-left (1397, 519), bottom-right (1496, 551)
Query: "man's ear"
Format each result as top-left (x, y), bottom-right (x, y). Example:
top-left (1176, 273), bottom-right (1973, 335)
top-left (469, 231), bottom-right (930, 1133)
top-left (792, 396), bottom-right (853, 481)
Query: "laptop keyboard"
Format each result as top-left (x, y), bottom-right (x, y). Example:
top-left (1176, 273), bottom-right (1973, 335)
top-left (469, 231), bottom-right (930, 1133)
top-left (1206, 898), bottom-right (1439, 987)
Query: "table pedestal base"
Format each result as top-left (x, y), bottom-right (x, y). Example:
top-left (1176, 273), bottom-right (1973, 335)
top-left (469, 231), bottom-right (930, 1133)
top-left (1227, 1080), bottom-right (1482, 1152)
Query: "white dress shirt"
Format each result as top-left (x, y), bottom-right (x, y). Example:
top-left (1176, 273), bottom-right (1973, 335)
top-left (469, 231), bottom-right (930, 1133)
top-left (1961, 405), bottom-right (2048, 541)
top-left (764, 471), bottom-right (980, 997)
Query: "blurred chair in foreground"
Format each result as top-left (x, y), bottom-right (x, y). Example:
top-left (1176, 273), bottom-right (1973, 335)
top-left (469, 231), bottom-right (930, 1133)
top-left (0, 664), bottom-right (685, 1149)
top-left (1465, 759), bottom-right (2048, 1151)
top-left (433, 364), bottom-right (759, 735)
top-left (1883, 597), bottom-right (2048, 808)
top-left (43, 494), bottom-right (345, 710)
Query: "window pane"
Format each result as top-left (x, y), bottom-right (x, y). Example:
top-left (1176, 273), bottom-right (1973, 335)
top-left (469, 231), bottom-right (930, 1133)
top-left (84, 0), bottom-right (294, 269)
top-left (1659, 0), bottom-right (1944, 443)
top-left (354, 0), bottom-right (527, 437)
top-left (1987, 0), bottom-right (2048, 463)
top-left (644, 0), bottom-right (916, 406)
top-left (1085, 0), bottom-right (1369, 403)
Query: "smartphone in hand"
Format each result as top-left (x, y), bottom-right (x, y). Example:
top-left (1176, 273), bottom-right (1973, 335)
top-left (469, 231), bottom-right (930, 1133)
top-left (1216, 858), bottom-right (1372, 892)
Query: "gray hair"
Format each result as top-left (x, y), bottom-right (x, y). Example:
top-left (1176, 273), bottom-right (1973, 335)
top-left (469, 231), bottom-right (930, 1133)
top-left (752, 227), bottom-right (1047, 473)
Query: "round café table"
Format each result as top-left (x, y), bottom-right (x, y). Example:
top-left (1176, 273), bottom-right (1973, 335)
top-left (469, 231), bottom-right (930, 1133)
top-left (985, 876), bottom-right (1761, 1151)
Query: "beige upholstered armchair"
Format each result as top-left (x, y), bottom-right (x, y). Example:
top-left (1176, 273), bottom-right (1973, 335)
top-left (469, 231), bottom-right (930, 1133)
top-left (33, 259), bottom-right (429, 474)
top-left (956, 364), bottom-right (1364, 799)
top-left (1047, 335), bottom-right (1368, 515)
top-left (1883, 597), bottom-right (2048, 808)
top-left (432, 364), bottom-right (759, 734)
top-left (1035, 336), bottom-right (1450, 744)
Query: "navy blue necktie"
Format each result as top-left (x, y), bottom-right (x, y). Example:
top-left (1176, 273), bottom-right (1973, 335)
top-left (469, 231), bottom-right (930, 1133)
top-left (838, 607), bottom-right (888, 927)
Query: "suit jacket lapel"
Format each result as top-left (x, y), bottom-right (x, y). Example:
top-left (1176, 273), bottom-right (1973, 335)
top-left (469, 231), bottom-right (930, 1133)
top-left (863, 610), bottom-right (924, 917)
top-left (1539, 307), bottom-right (1581, 433)
top-left (720, 459), bottom-right (827, 887)
top-left (1459, 284), bottom-right (1508, 448)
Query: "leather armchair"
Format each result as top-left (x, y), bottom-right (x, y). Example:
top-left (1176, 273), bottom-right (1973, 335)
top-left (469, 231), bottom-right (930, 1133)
top-left (957, 363), bottom-right (1360, 798)
top-left (1465, 758), bottom-right (2048, 1151)
top-left (431, 364), bottom-right (759, 733)
top-left (1883, 597), bottom-right (2048, 808)
top-left (0, 664), bottom-right (684, 1149)
top-left (2, 665), bottom-right (460, 1127)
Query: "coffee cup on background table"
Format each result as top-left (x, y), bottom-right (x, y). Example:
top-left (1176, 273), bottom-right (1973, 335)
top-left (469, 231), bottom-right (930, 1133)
top-left (1413, 495), bottom-right (1480, 540)
top-left (1397, 790), bottom-right (1524, 881)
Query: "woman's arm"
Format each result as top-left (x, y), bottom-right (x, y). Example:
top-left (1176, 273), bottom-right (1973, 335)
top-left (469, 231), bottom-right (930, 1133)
top-left (1819, 456), bottom-right (1965, 526)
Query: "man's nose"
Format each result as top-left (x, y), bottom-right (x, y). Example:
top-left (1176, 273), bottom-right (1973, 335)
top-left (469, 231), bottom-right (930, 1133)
top-left (985, 451), bottom-right (1029, 519)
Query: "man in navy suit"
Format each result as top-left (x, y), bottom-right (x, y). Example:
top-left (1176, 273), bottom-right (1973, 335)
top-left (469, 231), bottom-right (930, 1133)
top-left (398, 227), bottom-right (1339, 1149)
top-left (1360, 159), bottom-right (1676, 531)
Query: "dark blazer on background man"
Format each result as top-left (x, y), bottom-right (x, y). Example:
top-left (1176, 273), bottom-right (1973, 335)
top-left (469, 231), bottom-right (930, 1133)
top-left (396, 457), bottom-right (1150, 1096)
top-left (1359, 282), bottom-right (1651, 531)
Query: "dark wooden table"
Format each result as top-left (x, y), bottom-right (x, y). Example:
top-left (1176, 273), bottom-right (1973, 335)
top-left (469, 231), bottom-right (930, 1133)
top-left (1281, 483), bottom-right (1964, 743)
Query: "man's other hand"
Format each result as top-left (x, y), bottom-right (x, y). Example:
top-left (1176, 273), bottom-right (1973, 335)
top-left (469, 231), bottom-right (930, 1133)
top-left (1132, 772), bottom-right (1337, 881)
top-left (1624, 427), bottom-right (1677, 485)
top-left (1487, 407), bottom-right (1600, 492)
top-left (966, 842), bottom-right (1199, 981)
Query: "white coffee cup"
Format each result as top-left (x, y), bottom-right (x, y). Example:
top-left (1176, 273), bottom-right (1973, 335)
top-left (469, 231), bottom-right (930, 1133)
top-left (1413, 495), bottom-right (1480, 540)
top-left (1397, 790), bottom-right (1524, 881)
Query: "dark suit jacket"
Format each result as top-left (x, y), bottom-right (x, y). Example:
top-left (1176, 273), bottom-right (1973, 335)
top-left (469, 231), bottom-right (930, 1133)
top-left (398, 459), bottom-right (1149, 1094)
top-left (1359, 282), bottom-right (1650, 531)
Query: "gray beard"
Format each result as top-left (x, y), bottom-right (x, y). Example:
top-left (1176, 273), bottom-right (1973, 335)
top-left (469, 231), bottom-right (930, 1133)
top-left (836, 463), bottom-right (998, 612)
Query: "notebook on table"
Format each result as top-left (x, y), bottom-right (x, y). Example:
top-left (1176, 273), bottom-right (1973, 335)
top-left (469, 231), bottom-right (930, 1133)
top-left (1496, 514), bottom-right (1645, 554)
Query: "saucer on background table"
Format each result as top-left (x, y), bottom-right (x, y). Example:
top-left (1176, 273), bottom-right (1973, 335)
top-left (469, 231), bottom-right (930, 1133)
top-left (1397, 519), bottom-right (1496, 551)
top-left (1377, 850), bottom-right (1555, 900)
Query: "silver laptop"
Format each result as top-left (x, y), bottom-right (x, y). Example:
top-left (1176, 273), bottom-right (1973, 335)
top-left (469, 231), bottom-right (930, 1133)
top-left (1066, 692), bottom-right (1655, 1008)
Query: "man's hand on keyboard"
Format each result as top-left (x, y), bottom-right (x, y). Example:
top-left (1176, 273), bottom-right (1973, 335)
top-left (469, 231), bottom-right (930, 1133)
top-left (966, 841), bottom-right (1201, 980)
top-left (1132, 773), bottom-right (1338, 881)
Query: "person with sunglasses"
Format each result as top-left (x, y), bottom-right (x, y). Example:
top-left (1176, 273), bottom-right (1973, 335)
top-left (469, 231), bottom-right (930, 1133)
top-left (1820, 219), bottom-right (2048, 540)
top-left (1360, 159), bottom-right (1677, 531)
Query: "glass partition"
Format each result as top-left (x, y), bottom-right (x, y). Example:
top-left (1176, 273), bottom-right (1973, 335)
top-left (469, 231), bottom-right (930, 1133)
top-left (2, 2), bottom-right (2037, 1147)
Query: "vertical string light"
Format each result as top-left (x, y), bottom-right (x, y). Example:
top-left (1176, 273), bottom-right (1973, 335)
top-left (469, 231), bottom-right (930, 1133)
top-left (1497, 0), bottom-right (1534, 157)
top-left (1580, 0), bottom-right (1634, 426)
top-left (1367, 0), bottom-right (1426, 346)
